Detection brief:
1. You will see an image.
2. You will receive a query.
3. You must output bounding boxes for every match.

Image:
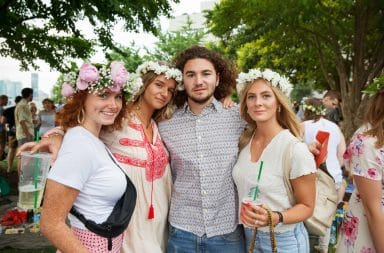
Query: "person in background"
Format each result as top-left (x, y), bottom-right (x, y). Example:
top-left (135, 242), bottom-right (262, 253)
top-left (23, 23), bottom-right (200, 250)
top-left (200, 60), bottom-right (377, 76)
top-left (0, 94), bottom-right (8, 160)
top-left (15, 88), bottom-right (34, 146)
top-left (1, 96), bottom-right (22, 172)
top-left (322, 90), bottom-right (343, 126)
top-left (302, 97), bottom-right (346, 253)
top-left (234, 69), bottom-right (316, 252)
top-left (29, 102), bottom-right (40, 138)
top-left (336, 77), bottom-right (384, 253)
top-left (158, 45), bottom-right (246, 253)
top-left (38, 98), bottom-right (56, 135)
top-left (40, 61), bottom-right (134, 252)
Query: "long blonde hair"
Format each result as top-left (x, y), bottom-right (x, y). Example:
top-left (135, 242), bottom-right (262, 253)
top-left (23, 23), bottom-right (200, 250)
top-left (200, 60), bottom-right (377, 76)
top-left (363, 92), bottom-right (384, 148)
top-left (238, 78), bottom-right (302, 150)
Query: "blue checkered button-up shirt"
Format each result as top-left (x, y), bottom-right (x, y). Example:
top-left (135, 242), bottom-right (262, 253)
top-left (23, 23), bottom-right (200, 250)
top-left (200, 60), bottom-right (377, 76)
top-left (158, 99), bottom-right (246, 237)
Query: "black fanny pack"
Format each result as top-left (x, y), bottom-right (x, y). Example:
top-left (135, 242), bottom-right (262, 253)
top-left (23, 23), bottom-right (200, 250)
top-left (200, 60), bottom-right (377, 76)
top-left (70, 149), bottom-right (137, 251)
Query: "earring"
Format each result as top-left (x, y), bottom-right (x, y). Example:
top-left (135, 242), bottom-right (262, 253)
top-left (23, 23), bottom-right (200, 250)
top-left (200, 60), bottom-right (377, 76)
top-left (77, 108), bottom-right (85, 124)
top-left (278, 106), bottom-right (281, 113)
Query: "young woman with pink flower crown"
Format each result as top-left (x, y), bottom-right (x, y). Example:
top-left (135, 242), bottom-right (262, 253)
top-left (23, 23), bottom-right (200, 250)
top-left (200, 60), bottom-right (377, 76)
top-left (23, 61), bottom-right (183, 253)
top-left (40, 61), bottom-right (136, 253)
top-left (336, 77), bottom-right (384, 253)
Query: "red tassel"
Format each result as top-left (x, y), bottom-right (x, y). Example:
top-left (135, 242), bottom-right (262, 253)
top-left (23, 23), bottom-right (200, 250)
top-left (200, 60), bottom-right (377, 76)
top-left (148, 204), bottom-right (154, 219)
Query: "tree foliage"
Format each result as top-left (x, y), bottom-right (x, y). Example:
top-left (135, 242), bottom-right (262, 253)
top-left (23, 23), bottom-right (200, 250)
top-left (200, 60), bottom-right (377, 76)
top-left (0, 0), bottom-right (178, 71)
top-left (206, 0), bottom-right (384, 139)
top-left (106, 42), bottom-right (144, 72)
top-left (148, 16), bottom-right (206, 62)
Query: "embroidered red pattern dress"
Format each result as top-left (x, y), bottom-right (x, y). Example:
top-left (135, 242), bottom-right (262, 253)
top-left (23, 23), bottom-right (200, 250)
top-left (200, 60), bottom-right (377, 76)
top-left (101, 114), bottom-right (172, 253)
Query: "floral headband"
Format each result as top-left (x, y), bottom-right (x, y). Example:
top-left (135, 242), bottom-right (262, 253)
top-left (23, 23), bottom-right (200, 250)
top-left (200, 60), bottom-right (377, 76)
top-left (362, 76), bottom-right (384, 97)
top-left (302, 101), bottom-right (326, 116)
top-left (61, 61), bottom-right (129, 97)
top-left (123, 61), bottom-right (183, 101)
top-left (236, 68), bottom-right (293, 97)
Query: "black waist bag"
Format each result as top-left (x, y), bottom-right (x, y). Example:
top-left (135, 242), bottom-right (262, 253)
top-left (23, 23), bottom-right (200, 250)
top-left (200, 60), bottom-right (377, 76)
top-left (70, 150), bottom-right (137, 251)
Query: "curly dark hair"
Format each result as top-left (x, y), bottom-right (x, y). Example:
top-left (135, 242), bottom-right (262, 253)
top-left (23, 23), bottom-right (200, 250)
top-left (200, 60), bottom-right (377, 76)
top-left (173, 45), bottom-right (237, 107)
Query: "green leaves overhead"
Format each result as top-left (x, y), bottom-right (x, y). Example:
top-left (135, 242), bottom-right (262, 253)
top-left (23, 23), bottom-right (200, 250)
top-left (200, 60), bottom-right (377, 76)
top-left (0, 0), bottom-right (179, 70)
top-left (206, 0), bottom-right (384, 139)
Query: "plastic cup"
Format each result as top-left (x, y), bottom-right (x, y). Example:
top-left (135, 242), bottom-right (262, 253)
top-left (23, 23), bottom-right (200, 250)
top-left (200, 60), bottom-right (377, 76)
top-left (18, 152), bottom-right (51, 210)
top-left (242, 197), bottom-right (263, 208)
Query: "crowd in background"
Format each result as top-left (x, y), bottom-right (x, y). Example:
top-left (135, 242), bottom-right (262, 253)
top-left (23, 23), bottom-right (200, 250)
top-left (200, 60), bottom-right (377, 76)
top-left (0, 91), bottom-right (57, 173)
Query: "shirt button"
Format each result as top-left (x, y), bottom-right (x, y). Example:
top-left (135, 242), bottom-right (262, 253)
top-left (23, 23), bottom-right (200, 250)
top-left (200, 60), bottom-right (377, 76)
top-left (199, 154), bottom-right (203, 158)
top-left (203, 209), bottom-right (207, 213)
top-left (197, 136), bottom-right (202, 140)
top-left (202, 190), bottom-right (207, 195)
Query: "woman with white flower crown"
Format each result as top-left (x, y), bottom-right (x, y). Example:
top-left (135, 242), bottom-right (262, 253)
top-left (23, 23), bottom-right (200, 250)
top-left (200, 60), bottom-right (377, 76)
top-left (302, 97), bottom-right (346, 253)
top-left (100, 61), bottom-right (182, 253)
top-left (232, 68), bottom-right (317, 252)
top-left (25, 61), bottom-right (183, 253)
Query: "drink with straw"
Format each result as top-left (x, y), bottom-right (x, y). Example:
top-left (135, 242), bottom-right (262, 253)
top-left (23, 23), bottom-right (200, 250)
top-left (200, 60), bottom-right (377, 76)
top-left (242, 160), bottom-right (264, 207)
top-left (18, 151), bottom-right (51, 210)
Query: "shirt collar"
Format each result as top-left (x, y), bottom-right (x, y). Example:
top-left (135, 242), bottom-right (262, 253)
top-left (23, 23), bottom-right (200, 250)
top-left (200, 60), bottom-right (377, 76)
top-left (181, 98), bottom-right (222, 115)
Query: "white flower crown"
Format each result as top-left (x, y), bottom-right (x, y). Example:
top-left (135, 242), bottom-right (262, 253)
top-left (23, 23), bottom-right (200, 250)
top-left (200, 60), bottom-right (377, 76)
top-left (236, 68), bottom-right (293, 96)
top-left (123, 61), bottom-right (184, 101)
top-left (302, 103), bottom-right (326, 116)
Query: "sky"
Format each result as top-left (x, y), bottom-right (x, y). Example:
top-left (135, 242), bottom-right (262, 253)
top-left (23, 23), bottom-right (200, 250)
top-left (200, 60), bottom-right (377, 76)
top-left (0, 0), bottom-right (206, 95)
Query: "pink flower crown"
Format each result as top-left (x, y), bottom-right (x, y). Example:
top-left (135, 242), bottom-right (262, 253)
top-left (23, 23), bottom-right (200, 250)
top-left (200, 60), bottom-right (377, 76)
top-left (61, 61), bottom-right (129, 97)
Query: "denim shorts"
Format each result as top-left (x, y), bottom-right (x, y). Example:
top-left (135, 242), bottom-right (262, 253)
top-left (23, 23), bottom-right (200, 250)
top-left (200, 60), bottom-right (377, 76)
top-left (167, 224), bottom-right (245, 253)
top-left (244, 222), bottom-right (310, 253)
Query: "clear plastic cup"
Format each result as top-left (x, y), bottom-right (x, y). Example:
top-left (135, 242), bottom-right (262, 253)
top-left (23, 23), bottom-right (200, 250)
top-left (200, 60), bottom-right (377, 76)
top-left (18, 152), bottom-right (51, 210)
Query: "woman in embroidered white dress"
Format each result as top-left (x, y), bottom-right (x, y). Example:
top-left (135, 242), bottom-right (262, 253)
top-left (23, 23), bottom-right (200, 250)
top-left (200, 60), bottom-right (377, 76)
top-left (101, 62), bottom-right (182, 253)
top-left (336, 80), bottom-right (384, 253)
top-left (232, 69), bottom-right (316, 252)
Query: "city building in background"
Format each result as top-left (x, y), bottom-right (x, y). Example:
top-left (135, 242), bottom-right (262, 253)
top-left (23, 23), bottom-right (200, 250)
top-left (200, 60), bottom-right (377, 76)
top-left (169, 0), bottom-right (218, 43)
top-left (0, 72), bottom-right (48, 108)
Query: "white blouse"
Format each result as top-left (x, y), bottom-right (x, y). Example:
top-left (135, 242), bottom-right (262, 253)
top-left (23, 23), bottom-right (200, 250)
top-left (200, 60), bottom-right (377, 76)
top-left (233, 129), bottom-right (316, 232)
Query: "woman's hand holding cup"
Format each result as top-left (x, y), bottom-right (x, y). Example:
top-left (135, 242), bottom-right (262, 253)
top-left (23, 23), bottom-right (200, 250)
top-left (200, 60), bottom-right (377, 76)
top-left (240, 197), bottom-right (268, 228)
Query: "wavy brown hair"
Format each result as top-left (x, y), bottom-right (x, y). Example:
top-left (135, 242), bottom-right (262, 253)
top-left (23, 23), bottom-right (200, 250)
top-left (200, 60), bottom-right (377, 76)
top-left (56, 90), bottom-right (126, 132)
top-left (238, 79), bottom-right (302, 151)
top-left (363, 92), bottom-right (384, 148)
top-left (173, 45), bottom-right (237, 107)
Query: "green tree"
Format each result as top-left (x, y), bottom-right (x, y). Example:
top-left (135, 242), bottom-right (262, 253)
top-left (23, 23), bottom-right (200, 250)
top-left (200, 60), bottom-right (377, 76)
top-left (0, 0), bottom-right (178, 71)
top-left (149, 16), bottom-right (206, 62)
top-left (106, 42), bottom-right (144, 72)
top-left (207, 0), bottom-right (384, 139)
top-left (51, 74), bottom-right (64, 104)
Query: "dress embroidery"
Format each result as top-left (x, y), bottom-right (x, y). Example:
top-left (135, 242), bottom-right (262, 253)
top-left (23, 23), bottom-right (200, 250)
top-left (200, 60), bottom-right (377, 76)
top-left (113, 121), bottom-right (169, 182)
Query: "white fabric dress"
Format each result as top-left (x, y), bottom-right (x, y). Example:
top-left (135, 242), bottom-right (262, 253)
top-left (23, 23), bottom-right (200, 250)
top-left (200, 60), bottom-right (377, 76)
top-left (101, 114), bottom-right (172, 253)
top-left (336, 126), bottom-right (384, 253)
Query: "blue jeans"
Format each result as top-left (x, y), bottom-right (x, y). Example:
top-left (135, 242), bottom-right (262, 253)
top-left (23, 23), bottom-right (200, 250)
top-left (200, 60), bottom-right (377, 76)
top-left (244, 222), bottom-right (310, 253)
top-left (167, 225), bottom-right (245, 253)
